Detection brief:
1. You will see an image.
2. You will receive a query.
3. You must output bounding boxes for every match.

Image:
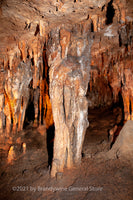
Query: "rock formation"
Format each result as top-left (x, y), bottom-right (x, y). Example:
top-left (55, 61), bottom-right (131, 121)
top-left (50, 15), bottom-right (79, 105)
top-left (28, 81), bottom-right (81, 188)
top-left (108, 120), bottom-right (133, 165)
top-left (0, 0), bottom-right (133, 176)
top-left (47, 25), bottom-right (92, 176)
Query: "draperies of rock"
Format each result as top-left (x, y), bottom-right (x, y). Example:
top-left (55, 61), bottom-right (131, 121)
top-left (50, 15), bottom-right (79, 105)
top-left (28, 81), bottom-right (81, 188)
top-left (4, 61), bottom-right (32, 134)
top-left (0, 0), bottom-right (132, 136)
top-left (0, 0), bottom-right (133, 177)
top-left (0, 36), bottom-right (53, 136)
top-left (90, 20), bottom-right (133, 120)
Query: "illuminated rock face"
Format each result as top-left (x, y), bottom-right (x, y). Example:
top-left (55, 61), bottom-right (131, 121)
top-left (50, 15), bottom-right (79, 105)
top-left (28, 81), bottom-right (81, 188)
top-left (0, 35), bottom-right (53, 135)
top-left (6, 62), bottom-right (32, 133)
top-left (0, 0), bottom-right (133, 175)
top-left (47, 25), bottom-right (92, 176)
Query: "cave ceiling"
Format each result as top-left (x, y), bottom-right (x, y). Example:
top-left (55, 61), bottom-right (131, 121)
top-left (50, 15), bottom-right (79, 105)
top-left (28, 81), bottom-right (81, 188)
top-left (0, 0), bottom-right (132, 56)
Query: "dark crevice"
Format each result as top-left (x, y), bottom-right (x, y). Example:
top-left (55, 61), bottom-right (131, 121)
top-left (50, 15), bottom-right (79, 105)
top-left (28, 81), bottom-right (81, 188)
top-left (129, 99), bottom-right (131, 115)
top-left (63, 85), bottom-right (66, 122)
top-left (106, 0), bottom-right (115, 25)
top-left (119, 34), bottom-right (122, 47)
top-left (86, 14), bottom-right (89, 20)
top-left (43, 43), bottom-right (49, 81)
top-left (24, 22), bottom-right (31, 30)
top-left (91, 21), bottom-right (94, 32)
top-left (47, 124), bottom-right (55, 168)
top-left (31, 58), bottom-right (34, 66)
top-left (34, 24), bottom-right (40, 36)
top-left (24, 83), bottom-right (35, 128)
top-left (101, 5), bottom-right (105, 11)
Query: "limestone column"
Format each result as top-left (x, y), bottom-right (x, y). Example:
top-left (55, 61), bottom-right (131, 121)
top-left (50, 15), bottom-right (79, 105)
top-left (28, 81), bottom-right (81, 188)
top-left (49, 58), bottom-right (90, 177)
top-left (47, 27), bottom-right (92, 177)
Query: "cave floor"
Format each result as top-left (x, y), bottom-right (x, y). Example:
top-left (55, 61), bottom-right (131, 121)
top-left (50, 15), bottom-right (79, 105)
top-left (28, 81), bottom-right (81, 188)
top-left (0, 107), bottom-right (133, 200)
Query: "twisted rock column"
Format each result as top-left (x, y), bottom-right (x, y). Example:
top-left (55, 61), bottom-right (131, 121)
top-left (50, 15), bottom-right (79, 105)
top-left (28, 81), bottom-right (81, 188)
top-left (47, 27), bottom-right (92, 176)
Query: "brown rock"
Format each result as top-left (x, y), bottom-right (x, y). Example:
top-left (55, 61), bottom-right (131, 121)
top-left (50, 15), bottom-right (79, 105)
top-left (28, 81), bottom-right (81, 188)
top-left (108, 121), bottom-right (133, 165)
top-left (0, 0), bottom-right (133, 178)
top-left (60, 29), bottom-right (71, 59)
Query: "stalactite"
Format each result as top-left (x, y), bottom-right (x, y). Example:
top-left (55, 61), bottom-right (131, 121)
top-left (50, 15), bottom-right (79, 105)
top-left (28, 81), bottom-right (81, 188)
top-left (0, 0), bottom-right (132, 180)
top-left (19, 41), bottom-right (27, 63)
top-left (91, 15), bottom-right (98, 32)
top-left (4, 93), bottom-right (12, 135)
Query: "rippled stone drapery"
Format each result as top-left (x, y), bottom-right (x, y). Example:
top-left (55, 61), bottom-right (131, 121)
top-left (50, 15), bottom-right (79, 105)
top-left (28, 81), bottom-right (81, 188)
top-left (47, 26), bottom-right (93, 176)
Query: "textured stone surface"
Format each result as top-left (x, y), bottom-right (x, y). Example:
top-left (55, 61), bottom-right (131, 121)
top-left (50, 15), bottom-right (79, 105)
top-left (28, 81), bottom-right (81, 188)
top-left (0, 0), bottom-right (133, 176)
top-left (4, 61), bottom-right (32, 133)
top-left (47, 24), bottom-right (92, 176)
top-left (108, 120), bottom-right (133, 163)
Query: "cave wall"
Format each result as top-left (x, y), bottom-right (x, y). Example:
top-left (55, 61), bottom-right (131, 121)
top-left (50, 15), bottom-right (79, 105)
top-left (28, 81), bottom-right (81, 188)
top-left (0, 35), bottom-right (53, 138)
top-left (90, 17), bottom-right (133, 115)
top-left (0, 0), bottom-right (133, 176)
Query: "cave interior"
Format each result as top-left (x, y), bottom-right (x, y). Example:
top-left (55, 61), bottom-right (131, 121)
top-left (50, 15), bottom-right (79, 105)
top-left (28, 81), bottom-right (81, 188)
top-left (0, 0), bottom-right (133, 199)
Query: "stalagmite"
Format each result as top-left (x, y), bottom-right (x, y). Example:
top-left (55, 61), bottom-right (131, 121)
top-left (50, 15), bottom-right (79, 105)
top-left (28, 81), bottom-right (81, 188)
top-left (47, 25), bottom-right (93, 176)
top-left (22, 143), bottom-right (26, 154)
top-left (0, 0), bottom-right (133, 180)
top-left (7, 146), bottom-right (15, 163)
